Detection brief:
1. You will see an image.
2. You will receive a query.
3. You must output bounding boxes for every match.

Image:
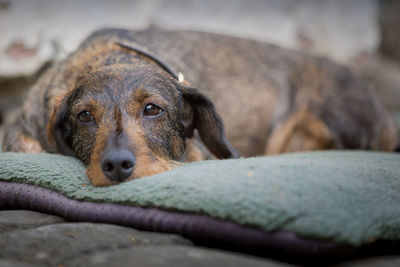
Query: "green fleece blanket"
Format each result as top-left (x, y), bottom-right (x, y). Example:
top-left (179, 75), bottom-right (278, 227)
top-left (0, 151), bottom-right (399, 246)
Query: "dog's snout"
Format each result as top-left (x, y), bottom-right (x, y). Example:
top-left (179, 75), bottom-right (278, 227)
top-left (101, 150), bottom-right (136, 182)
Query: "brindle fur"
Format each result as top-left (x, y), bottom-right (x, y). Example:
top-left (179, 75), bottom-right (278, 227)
top-left (2, 27), bottom-right (398, 186)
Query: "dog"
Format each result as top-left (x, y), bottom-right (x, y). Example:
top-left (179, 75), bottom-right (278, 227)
top-left (2, 27), bottom-right (398, 186)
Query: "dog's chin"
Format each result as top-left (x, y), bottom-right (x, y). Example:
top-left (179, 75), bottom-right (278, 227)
top-left (123, 160), bottom-right (181, 182)
top-left (86, 161), bottom-right (181, 187)
top-left (86, 169), bottom-right (113, 187)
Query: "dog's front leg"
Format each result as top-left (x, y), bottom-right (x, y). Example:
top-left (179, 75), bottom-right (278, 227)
top-left (2, 125), bottom-right (43, 153)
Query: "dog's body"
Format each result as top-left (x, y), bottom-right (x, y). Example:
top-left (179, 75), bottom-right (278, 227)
top-left (3, 28), bottom-right (398, 186)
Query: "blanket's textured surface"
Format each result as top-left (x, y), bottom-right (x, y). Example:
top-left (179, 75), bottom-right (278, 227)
top-left (1, 151), bottom-right (399, 249)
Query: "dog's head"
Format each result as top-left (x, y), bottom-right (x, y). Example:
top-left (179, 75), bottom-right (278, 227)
top-left (47, 64), bottom-right (238, 186)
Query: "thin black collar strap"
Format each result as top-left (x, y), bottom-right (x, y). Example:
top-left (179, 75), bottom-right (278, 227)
top-left (115, 41), bottom-right (179, 80)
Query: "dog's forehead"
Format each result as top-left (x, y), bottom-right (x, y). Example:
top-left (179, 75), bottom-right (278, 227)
top-left (75, 64), bottom-right (180, 101)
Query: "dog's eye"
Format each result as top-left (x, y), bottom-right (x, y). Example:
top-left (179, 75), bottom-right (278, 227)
top-left (143, 104), bottom-right (164, 117)
top-left (78, 111), bottom-right (94, 123)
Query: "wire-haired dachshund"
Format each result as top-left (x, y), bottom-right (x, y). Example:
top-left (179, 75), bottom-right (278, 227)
top-left (2, 27), bottom-right (398, 186)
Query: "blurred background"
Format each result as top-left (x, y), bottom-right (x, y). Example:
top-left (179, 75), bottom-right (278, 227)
top-left (0, 0), bottom-right (399, 140)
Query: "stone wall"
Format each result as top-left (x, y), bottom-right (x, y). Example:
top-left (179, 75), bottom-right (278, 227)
top-left (0, 0), bottom-right (380, 78)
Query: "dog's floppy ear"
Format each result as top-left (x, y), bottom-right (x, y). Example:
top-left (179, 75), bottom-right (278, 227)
top-left (46, 93), bottom-right (74, 156)
top-left (179, 85), bottom-right (240, 159)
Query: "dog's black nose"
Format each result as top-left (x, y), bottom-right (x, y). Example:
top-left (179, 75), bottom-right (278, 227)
top-left (101, 150), bottom-right (136, 182)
